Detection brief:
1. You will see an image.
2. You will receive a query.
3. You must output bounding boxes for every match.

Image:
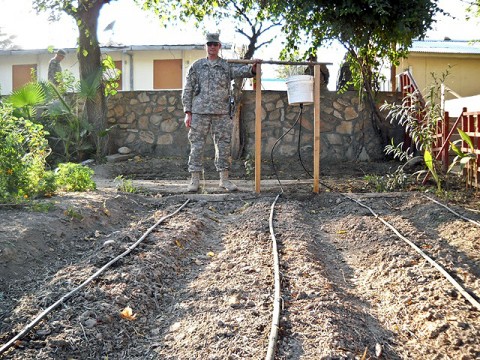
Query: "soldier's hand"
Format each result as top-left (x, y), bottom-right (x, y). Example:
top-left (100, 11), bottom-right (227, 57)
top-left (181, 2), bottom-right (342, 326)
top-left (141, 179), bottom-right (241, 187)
top-left (184, 112), bottom-right (192, 128)
top-left (252, 59), bottom-right (262, 74)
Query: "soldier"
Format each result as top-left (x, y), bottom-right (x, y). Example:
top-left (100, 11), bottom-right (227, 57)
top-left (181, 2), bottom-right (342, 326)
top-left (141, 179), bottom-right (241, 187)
top-left (304, 54), bottom-right (329, 88)
top-left (182, 33), bottom-right (258, 192)
top-left (48, 49), bottom-right (66, 86)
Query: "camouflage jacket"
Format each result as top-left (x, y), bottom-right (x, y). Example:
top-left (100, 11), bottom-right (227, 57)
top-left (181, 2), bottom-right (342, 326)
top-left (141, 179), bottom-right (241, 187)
top-left (182, 57), bottom-right (254, 115)
top-left (48, 58), bottom-right (62, 85)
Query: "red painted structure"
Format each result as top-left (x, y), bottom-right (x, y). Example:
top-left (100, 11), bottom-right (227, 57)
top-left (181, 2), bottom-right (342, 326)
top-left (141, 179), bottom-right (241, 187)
top-left (398, 71), bottom-right (480, 188)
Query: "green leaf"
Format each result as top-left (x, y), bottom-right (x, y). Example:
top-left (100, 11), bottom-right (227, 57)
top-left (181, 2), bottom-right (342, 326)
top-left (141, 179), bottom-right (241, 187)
top-left (449, 141), bottom-right (464, 157)
top-left (424, 150), bottom-right (434, 172)
top-left (457, 128), bottom-right (474, 150)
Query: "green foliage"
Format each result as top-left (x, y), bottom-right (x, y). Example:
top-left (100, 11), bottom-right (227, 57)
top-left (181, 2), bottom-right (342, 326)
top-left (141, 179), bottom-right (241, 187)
top-left (364, 167), bottom-right (409, 192)
top-left (466, 1), bottom-right (480, 21)
top-left (102, 55), bottom-right (121, 97)
top-left (267, 0), bottom-right (440, 68)
top-left (140, 0), bottom-right (280, 59)
top-left (424, 149), bottom-right (441, 191)
top-left (64, 206), bottom-right (84, 221)
top-left (29, 201), bottom-right (56, 213)
top-left (5, 76), bottom-right (94, 164)
top-left (55, 162), bottom-right (96, 192)
top-left (449, 129), bottom-right (478, 189)
top-left (243, 153), bottom-right (254, 177)
top-left (275, 65), bottom-right (307, 79)
top-left (33, 0), bottom-right (110, 159)
top-left (4, 82), bottom-right (46, 120)
top-left (265, 0), bottom-right (443, 141)
top-left (114, 175), bottom-right (138, 193)
top-left (0, 103), bottom-right (53, 203)
top-left (380, 69), bottom-right (450, 191)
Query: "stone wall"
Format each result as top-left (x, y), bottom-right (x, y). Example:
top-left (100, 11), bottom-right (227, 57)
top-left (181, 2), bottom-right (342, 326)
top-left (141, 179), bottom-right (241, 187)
top-left (106, 90), bottom-right (401, 163)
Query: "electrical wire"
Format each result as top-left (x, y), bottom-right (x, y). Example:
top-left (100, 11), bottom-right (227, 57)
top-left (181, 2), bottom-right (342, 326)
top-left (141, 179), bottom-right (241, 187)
top-left (270, 104), bottom-right (304, 192)
top-left (297, 108), bottom-right (313, 179)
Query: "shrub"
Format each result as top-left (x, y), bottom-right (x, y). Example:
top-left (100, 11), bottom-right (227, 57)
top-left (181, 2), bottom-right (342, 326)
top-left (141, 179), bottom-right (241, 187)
top-left (55, 162), bottom-right (96, 192)
top-left (0, 103), bottom-right (54, 203)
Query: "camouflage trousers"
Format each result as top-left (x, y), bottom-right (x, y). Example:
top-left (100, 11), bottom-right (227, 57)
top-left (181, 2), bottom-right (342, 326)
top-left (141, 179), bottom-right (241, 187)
top-left (188, 113), bottom-right (233, 173)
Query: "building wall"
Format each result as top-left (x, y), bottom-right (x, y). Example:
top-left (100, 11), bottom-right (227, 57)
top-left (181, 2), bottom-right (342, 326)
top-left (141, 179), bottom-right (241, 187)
top-left (0, 48), bottom-right (206, 95)
top-left (106, 90), bottom-right (402, 164)
top-left (398, 53), bottom-right (480, 99)
top-left (0, 51), bottom-right (78, 94)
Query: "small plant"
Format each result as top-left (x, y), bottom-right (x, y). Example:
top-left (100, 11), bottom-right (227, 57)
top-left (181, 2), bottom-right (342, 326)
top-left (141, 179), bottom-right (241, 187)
top-left (364, 174), bottom-right (387, 192)
top-left (243, 153), bottom-right (254, 178)
top-left (55, 163), bottom-right (96, 192)
top-left (30, 201), bottom-right (56, 213)
top-left (114, 175), bottom-right (138, 193)
top-left (380, 68), bottom-right (451, 191)
top-left (449, 129), bottom-right (478, 190)
top-left (364, 167), bottom-right (409, 192)
top-left (64, 206), bottom-right (83, 221)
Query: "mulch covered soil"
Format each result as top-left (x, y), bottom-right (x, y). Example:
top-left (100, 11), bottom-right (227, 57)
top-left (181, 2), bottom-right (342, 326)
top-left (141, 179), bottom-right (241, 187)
top-left (0, 159), bottom-right (479, 359)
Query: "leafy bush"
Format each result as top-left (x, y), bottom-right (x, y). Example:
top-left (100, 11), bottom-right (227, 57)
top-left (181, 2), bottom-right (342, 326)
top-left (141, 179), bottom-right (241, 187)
top-left (55, 162), bottom-right (96, 192)
top-left (0, 103), bottom-right (53, 203)
top-left (380, 69), bottom-right (451, 192)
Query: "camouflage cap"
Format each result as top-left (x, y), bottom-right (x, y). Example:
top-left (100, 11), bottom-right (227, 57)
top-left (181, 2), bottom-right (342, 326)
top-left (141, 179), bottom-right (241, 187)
top-left (56, 49), bottom-right (66, 56)
top-left (205, 33), bottom-right (220, 44)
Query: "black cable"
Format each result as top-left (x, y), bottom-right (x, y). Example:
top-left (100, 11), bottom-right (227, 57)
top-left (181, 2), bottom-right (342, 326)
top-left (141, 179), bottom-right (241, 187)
top-left (296, 107), bottom-right (313, 179)
top-left (270, 104), bottom-right (304, 192)
top-left (294, 108), bottom-right (337, 192)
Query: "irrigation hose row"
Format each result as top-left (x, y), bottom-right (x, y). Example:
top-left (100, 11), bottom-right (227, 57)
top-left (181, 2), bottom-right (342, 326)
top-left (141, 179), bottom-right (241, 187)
top-left (265, 194), bottom-right (282, 360)
top-left (0, 199), bottom-right (191, 356)
top-left (326, 187), bottom-right (480, 312)
top-left (267, 105), bottom-right (480, 358)
top-left (2, 120), bottom-right (479, 358)
top-left (422, 194), bottom-right (480, 228)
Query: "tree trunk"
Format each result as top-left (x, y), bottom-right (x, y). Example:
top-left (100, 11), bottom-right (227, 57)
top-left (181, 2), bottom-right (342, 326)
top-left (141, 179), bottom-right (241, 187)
top-left (76, 1), bottom-right (108, 159)
top-left (360, 62), bottom-right (388, 149)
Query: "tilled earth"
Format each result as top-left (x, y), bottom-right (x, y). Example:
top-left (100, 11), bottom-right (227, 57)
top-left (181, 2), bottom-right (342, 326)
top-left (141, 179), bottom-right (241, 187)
top-left (0, 159), bottom-right (479, 359)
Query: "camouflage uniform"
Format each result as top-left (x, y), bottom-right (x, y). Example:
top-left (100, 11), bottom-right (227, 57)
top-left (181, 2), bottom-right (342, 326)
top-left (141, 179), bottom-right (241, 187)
top-left (182, 57), bottom-right (254, 173)
top-left (48, 59), bottom-right (62, 85)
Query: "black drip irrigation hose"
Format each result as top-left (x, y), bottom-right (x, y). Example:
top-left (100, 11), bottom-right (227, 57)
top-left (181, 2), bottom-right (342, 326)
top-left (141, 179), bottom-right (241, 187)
top-left (297, 110), bottom-right (313, 179)
top-left (0, 199), bottom-right (191, 356)
top-left (319, 179), bottom-right (480, 311)
top-left (270, 104), bottom-right (304, 192)
top-left (264, 105), bottom-right (312, 358)
top-left (265, 193), bottom-right (282, 360)
top-left (267, 103), bottom-right (480, 358)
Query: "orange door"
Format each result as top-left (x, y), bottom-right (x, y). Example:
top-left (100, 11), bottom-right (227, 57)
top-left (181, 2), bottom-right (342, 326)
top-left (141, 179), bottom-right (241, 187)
top-left (153, 59), bottom-right (182, 89)
top-left (12, 64), bottom-right (37, 90)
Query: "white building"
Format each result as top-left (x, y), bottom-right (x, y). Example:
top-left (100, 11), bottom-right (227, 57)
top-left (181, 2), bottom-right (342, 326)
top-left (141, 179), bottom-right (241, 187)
top-left (0, 44), bottom-right (235, 95)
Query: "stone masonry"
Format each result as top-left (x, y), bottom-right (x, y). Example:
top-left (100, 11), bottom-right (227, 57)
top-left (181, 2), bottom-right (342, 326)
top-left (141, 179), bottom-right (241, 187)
top-left (106, 89), bottom-right (401, 164)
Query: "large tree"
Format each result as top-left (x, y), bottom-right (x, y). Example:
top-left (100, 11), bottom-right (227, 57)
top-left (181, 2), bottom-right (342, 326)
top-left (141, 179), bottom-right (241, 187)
top-left (33, 0), bottom-right (114, 159)
top-left (265, 0), bottom-right (442, 146)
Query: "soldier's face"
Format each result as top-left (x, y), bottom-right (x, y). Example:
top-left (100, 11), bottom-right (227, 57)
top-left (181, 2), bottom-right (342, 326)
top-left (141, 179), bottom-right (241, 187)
top-left (206, 42), bottom-right (221, 56)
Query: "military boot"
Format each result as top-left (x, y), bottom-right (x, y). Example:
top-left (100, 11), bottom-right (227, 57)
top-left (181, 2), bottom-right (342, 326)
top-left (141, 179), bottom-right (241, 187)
top-left (219, 170), bottom-right (237, 191)
top-left (187, 172), bottom-right (201, 192)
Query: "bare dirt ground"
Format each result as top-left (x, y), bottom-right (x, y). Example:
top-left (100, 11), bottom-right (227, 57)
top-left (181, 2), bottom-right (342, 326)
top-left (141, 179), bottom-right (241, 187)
top-left (0, 157), bottom-right (479, 359)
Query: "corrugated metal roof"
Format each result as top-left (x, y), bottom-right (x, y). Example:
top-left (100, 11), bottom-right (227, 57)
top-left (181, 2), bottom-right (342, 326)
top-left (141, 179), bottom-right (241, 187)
top-left (410, 39), bottom-right (480, 54)
top-left (0, 43), bottom-right (231, 56)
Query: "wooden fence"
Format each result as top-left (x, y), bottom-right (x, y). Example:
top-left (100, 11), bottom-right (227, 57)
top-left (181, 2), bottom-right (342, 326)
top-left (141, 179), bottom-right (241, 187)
top-left (399, 71), bottom-right (480, 188)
